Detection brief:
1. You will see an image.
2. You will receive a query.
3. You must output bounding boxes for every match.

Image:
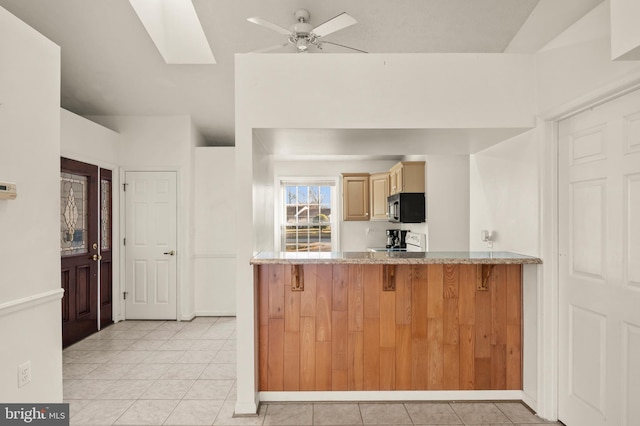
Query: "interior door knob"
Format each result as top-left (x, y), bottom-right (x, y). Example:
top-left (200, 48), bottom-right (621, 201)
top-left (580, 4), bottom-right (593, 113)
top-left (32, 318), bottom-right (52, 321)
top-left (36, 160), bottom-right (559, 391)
top-left (163, 250), bottom-right (175, 256)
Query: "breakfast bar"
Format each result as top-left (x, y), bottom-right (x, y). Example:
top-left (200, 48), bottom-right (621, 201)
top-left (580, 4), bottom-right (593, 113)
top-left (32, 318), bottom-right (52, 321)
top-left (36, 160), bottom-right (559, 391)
top-left (251, 251), bottom-right (541, 394)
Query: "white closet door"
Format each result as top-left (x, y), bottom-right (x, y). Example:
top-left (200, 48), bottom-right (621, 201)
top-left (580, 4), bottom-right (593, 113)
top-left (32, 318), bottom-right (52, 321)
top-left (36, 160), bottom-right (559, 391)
top-left (124, 171), bottom-right (177, 320)
top-left (558, 89), bottom-right (640, 426)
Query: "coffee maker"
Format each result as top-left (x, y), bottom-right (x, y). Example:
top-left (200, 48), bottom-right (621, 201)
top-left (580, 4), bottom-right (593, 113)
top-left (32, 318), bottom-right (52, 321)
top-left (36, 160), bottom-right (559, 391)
top-left (385, 229), bottom-right (397, 248)
top-left (386, 229), bottom-right (409, 249)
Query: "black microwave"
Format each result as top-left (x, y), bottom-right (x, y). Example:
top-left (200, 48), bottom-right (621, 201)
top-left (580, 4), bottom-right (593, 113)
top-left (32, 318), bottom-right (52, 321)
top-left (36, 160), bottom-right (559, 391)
top-left (387, 193), bottom-right (426, 223)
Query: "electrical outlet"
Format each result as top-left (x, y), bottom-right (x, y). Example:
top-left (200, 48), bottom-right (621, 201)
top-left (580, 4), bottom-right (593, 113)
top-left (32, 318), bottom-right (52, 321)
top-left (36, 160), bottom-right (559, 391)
top-left (18, 361), bottom-right (31, 388)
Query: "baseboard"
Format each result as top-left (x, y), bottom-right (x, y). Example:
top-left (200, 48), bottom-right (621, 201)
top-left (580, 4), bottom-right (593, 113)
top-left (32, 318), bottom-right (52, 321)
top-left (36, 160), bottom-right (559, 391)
top-left (180, 312), bottom-right (196, 321)
top-left (0, 288), bottom-right (64, 318)
top-left (235, 400), bottom-right (259, 416)
top-left (259, 390), bottom-right (524, 403)
top-left (195, 311), bottom-right (236, 317)
top-left (521, 391), bottom-right (537, 415)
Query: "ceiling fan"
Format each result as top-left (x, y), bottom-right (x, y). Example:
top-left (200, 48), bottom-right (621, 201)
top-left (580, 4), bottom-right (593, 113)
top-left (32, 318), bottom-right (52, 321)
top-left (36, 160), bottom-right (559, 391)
top-left (247, 9), bottom-right (366, 53)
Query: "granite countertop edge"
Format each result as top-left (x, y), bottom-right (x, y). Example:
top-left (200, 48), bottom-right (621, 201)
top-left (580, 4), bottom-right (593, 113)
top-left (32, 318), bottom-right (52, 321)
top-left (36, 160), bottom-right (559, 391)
top-left (250, 251), bottom-right (542, 265)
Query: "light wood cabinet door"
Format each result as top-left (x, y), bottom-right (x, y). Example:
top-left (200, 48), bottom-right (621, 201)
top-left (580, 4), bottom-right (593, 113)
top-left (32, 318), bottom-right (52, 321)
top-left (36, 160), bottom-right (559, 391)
top-left (389, 161), bottom-right (425, 194)
top-left (369, 172), bottom-right (390, 220)
top-left (342, 174), bottom-right (369, 221)
top-left (400, 161), bottom-right (426, 192)
top-left (389, 164), bottom-right (402, 195)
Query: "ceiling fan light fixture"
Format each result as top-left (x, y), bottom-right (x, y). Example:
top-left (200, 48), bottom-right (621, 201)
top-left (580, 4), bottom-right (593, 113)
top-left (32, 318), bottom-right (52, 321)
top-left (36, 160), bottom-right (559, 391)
top-left (296, 38), bottom-right (309, 51)
top-left (247, 9), bottom-right (365, 54)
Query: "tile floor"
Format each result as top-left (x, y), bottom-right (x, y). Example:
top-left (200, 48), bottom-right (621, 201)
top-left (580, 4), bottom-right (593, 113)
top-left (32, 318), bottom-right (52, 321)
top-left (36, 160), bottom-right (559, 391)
top-left (64, 317), bottom-right (563, 425)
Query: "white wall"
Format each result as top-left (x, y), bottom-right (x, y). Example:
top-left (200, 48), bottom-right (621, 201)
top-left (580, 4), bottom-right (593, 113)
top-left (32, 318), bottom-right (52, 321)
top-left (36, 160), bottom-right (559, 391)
top-left (61, 109), bottom-right (120, 167)
top-left (235, 53), bottom-right (537, 413)
top-left (193, 147), bottom-right (236, 315)
top-left (469, 131), bottom-right (539, 255)
top-left (424, 155), bottom-right (470, 251)
top-left (252, 138), bottom-right (275, 254)
top-left (610, 0), bottom-right (640, 60)
top-left (0, 6), bottom-right (63, 402)
top-left (87, 115), bottom-right (196, 320)
top-left (238, 54), bottom-right (536, 129)
top-left (536, 2), bottom-right (640, 115)
top-left (468, 131), bottom-right (540, 409)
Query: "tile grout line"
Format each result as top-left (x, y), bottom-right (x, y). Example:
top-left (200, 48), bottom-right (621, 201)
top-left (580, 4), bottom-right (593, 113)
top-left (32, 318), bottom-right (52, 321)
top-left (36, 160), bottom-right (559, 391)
top-left (445, 401), bottom-right (466, 425)
top-left (356, 401), bottom-right (364, 426)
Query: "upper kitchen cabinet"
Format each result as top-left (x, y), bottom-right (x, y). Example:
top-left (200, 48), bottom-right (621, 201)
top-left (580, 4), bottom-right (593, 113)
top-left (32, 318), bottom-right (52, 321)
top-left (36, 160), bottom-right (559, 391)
top-left (389, 161), bottom-right (425, 195)
top-left (369, 172), bottom-right (390, 221)
top-left (342, 173), bottom-right (370, 221)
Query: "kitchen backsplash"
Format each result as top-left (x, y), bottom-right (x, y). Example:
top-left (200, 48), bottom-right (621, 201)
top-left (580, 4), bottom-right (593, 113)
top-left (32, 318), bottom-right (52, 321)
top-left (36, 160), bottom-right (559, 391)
top-left (341, 220), bottom-right (428, 251)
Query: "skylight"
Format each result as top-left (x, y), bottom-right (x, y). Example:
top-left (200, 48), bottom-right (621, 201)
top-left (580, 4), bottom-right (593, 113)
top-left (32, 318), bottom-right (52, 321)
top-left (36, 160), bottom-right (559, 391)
top-left (128, 0), bottom-right (216, 64)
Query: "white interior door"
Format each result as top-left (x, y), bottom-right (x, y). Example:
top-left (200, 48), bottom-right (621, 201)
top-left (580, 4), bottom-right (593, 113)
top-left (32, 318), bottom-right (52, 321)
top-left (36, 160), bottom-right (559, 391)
top-left (558, 89), bottom-right (640, 426)
top-left (124, 171), bottom-right (177, 319)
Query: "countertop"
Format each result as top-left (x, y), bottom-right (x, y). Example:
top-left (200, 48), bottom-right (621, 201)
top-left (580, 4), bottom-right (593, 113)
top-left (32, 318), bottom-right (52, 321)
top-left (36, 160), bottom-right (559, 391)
top-left (250, 251), bottom-right (542, 265)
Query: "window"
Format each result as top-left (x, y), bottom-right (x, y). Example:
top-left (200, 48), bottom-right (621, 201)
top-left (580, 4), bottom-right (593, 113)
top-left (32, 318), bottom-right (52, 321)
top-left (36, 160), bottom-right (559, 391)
top-left (281, 180), bottom-right (338, 252)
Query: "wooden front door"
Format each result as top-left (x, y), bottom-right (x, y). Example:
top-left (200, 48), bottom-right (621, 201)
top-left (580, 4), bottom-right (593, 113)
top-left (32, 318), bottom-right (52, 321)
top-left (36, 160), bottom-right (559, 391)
top-left (61, 158), bottom-right (112, 347)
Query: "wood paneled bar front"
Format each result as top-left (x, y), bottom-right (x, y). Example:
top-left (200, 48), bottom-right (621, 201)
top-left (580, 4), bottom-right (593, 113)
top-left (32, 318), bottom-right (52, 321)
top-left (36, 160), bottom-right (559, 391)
top-left (251, 251), bottom-right (541, 393)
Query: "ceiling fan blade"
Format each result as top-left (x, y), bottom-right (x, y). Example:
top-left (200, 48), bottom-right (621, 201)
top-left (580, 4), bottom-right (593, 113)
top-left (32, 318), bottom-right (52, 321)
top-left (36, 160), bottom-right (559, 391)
top-left (320, 41), bottom-right (367, 54)
top-left (312, 12), bottom-right (357, 38)
top-left (247, 17), bottom-right (292, 36)
top-left (249, 43), bottom-right (291, 54)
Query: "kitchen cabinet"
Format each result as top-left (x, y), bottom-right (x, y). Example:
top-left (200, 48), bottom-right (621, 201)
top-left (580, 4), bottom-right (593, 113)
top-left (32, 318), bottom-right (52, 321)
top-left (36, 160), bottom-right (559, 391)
top-left (342, 173), bottom-right (369, 221)
top-left (342, 162), bottom-right (425, 222)
top-left (389, 161), bottom-right (425, 195)
top-left (256, 262), bottom-right (523, 391)
top-left (369, 172), bottom-right (390, 221)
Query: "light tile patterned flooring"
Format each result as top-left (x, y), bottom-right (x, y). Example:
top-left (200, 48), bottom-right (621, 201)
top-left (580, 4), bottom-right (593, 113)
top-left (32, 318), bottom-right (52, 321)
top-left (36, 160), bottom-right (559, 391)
top-left (64, 317), bottom-right (563, 425)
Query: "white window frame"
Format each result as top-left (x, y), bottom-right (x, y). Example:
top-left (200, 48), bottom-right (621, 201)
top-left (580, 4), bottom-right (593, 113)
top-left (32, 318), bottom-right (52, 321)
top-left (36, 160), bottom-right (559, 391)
top-left (275, 177), bottom-right (340, 252)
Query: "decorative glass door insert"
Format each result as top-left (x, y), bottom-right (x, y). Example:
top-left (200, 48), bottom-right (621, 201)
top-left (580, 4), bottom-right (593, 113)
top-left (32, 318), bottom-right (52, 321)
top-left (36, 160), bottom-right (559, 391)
top-left (60, 172), bottom-right (88, 255)
top-left (101, 178), bottom-right (111, 250)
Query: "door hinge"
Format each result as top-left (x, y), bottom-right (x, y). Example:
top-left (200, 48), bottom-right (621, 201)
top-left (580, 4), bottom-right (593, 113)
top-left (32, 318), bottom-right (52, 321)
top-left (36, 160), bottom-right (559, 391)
top-left (123, 237), bottom-right (126, 246)
top-left (123, 183), bottom-right (128, 191)
top-left (123, 291), bottom-right (128, 300)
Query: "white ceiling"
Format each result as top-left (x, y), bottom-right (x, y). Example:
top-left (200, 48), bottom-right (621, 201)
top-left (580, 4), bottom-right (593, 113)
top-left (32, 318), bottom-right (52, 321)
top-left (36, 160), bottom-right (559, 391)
top-left (0, 0), bottom-right (602, 148)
